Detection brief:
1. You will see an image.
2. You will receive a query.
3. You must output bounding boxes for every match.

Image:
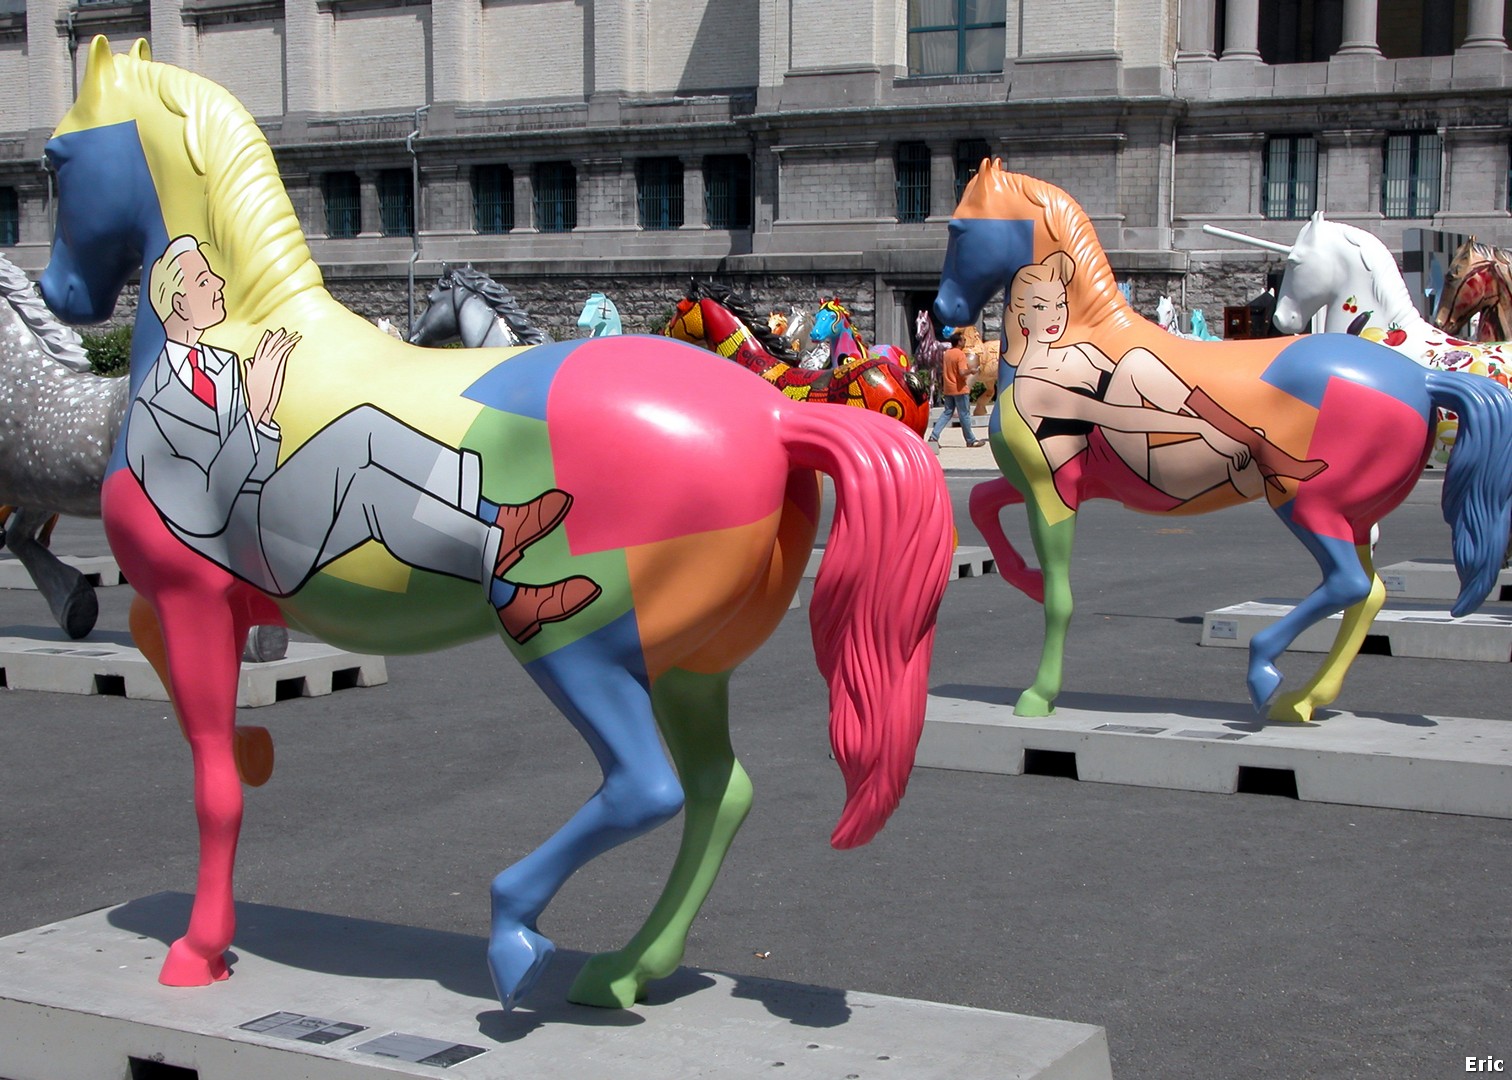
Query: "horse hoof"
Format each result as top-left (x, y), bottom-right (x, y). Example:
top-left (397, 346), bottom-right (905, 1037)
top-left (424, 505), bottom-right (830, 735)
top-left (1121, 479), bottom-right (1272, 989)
top-left (1013, 689), bottom-right (1056, 718)
top-left (1266, 693), bottom-right (1315, 724)
top-left (568, 952), bottom-right (648, 1009)
top-left (1247, 663), bottom-right (1284, 712)
top-left (60, 580), bottom-right (99, 640)
top-left (488, 925), bottom-right (555, 1011)
top-left (160, 938), bottom-right (231, 985)
top-left (234, 725), bottom-right (275, 787)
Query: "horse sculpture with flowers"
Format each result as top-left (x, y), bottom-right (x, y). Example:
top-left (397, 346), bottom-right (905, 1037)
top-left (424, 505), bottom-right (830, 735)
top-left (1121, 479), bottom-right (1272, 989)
top-left (1212, 215), bottom-right (1512, 461)
top-left (937, 160), bottom-right (1512, 722)
top-left (41, 38), bottom-right (953, 1014)
top-left (665, 281), bottom-right (931, 435)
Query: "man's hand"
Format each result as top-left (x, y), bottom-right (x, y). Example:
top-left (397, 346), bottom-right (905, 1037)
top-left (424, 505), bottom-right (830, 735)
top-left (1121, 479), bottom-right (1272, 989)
top-left (245, 328), bottom-right (300, 426)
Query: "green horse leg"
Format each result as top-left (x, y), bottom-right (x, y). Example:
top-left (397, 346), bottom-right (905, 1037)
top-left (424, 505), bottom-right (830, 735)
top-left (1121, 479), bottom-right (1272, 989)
top-left (1268, 542), bottom-right (1384, 723)
top-left (568, 667), bottom-right (752, 1008)
top-left (1015, 505), bottom-right (1077, 717)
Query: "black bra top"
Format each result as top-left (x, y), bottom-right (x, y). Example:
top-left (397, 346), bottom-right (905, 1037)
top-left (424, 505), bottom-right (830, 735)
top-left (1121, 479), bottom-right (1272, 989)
top-left (1033, 368), bottom-right (1113, 439)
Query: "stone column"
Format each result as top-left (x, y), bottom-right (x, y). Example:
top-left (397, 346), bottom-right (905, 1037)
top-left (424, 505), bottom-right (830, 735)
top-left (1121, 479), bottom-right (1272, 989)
top-left (513, 169), bottom-right (534, 233)
top-left (1178, 0), bottom-right (1216, 58)
top-left (26, 0), bottom-right (70, 153)
top-left (1219, 0), bottom-right (1261, 61)
top-left (682, 156), bottom-right (706, 229)
top-left (359, 171), bottom-right (381, 238)
top-left (431, 0), bottom-right (483, 105)
top-left (580, 157), bottom-right (631, 230)
top-left (1461, 0), bottom-right (1509, 49)
top-left (148, 0), bottom-right (188, 68)
top-left (1335, 0), bottom-right (1381, 56)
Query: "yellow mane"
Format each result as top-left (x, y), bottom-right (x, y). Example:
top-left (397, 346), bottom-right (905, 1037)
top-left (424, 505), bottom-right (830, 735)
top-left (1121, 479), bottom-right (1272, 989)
top-left (123, 49), bottom-right (326, 324)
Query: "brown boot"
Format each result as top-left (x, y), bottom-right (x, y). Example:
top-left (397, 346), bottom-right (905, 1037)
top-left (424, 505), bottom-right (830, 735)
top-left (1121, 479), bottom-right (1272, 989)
top-left (498, 576), bottom-right (602, 644)
top-left (494, 489), bottom-right (573, 577)
top-left (1184, 387), bottom-right (1328, 492)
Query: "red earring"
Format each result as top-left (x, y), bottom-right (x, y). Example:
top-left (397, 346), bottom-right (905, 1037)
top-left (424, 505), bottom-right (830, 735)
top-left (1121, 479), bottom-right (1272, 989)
top-left (1021, 326), bottom-right (1029, 337)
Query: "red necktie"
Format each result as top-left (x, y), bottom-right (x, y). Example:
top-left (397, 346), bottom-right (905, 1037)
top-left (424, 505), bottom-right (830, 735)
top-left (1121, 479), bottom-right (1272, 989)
top-left (186, 347), bottom-right (217, 409)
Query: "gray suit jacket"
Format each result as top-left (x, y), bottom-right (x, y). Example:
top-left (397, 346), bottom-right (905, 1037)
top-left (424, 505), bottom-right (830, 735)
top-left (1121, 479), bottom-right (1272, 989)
top-left (126, 342), bottom-right (283, 585)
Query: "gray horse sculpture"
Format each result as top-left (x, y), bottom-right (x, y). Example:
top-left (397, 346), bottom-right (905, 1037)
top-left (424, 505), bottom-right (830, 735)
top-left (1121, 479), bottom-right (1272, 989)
top-left (0, 254), bottom-right (126, 638)
top-left (408, 265), bottom-right (554, 349)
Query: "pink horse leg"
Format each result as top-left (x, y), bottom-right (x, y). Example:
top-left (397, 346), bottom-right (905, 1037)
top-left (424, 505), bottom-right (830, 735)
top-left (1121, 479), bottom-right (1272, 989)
top-left (102, 472), bottom-right (258, 986)
top-left (969, 476), bottom-right (1045, 603)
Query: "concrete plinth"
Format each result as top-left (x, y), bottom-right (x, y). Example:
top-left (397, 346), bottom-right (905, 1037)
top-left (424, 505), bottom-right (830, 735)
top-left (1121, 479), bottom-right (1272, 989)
top-left (0, 629), bottom-right (387, 707)
top-left (1201, 598), bottom-right (1512, 661)
top-left (918, 687), bottom-right (1512, 818)
top-left (1378, 558), bottom-right (1512, 601)
top-left (0, 894), bottom-right (1113, 1080)
top-left (0, 554), bottom-right (125, 589)
top-left (807, 544), bottom-right (995, 581)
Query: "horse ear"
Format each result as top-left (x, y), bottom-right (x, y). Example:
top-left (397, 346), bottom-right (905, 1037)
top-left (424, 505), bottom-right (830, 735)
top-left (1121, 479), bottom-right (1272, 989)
top-left (128, 38), bottom-right (152, 63)
top-left (81, 36), bottom-right (115, 99)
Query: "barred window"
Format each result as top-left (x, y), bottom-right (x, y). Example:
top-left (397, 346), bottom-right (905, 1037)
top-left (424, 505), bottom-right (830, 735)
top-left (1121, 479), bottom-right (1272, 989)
top-left (907, 0), bottom-right (1007, 76)
top-left (896, 142), bottom-right (931, 223)
top-left (473, 165), bottom-right (514, 234)
top-left (323, 171), bottom-right (361, 238)
top-left (533, 161), bottom-right (577, 233)
top-left (0, 187), bottom-right (17, 246)
top-left (637, 157), bottom-right (684, 231)
top-left (704, 155), bottom-right (752, 230)
top-left (1262, 136), bottom-right (1317, 220)
top-left (378, 169), bottom-right (414, 237)
top-left (954, 138), bottom-right (992, 203)
top-left (1382, 132), bottom-right (1442, 219)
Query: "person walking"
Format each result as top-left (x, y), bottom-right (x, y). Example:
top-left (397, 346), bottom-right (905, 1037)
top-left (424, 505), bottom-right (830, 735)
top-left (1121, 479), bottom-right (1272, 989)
top-left (928, 328), bottom-right (985, 448)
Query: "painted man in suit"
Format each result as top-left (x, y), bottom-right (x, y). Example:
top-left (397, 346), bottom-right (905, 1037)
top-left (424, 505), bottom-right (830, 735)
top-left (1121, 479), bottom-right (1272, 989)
top-left (126, 235), bottom-right (598, 644)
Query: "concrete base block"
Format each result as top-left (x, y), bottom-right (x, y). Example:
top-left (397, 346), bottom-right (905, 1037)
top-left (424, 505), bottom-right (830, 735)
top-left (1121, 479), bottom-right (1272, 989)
top-left (0, 630), bottom-right (386, 707)
top-left (918, 687), bottom-right (1512, 817)
top-left (1201, 597), bottom-right (1512, 661)
top-left (1378, 558), bottom-right (1512, 601)
top-left (0, 893), bottom-right (1113, 1080)
top-left (807, 544), bottom-right (995, 581)
top-left (0, 554), bottom-right (124, 589)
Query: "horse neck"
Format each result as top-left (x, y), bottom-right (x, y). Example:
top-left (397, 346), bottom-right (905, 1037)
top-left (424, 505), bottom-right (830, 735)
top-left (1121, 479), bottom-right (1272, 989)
top-left (699, 299), bottom-right (785, 374)
top-left (1331, 227), bottom-right (1424, 333)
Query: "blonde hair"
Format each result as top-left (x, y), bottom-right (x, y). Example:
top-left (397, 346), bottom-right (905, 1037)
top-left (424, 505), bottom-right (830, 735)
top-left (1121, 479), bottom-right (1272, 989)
top-left (148, 234), bottom-right (206, 323)
top-left (1008, 251), bottom-right (1076, 316)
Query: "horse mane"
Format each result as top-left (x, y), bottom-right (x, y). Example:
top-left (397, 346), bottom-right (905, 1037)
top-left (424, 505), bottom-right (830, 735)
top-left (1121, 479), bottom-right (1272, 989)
top-left (442, 265), bottom-right (552, 345)
top-left (994, 168), bottom-right (1139, 339)
top-left (1333, 221), bottom-right (1421, 321)
top-left (688, 279), bottom-right (797, 358)
top-left (0, 253), bottom-right (92, 372)
top-left (133, 54), bottom-right (325, 324)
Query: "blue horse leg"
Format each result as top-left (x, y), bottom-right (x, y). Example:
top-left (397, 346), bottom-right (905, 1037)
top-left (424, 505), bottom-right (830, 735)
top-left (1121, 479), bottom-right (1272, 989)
top-left (1247, 513), bottom-right (1373, 712)
top-left (487, 632), bottom-right (684, 1011)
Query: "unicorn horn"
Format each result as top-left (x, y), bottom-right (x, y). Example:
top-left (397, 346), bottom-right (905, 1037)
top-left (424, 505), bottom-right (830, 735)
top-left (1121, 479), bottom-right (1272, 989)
top-left (1202, 224), bottom-right (1293, 256)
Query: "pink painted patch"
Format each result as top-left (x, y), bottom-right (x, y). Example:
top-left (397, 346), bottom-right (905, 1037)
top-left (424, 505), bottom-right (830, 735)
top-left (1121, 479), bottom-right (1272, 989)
top-left (1288, 377), bottom-right (1428, 543)
top-left (546, 338), bottom-right (794, 554)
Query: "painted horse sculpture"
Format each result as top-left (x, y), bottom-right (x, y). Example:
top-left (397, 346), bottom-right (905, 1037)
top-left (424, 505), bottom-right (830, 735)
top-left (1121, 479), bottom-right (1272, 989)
top-left (1243, 214), bottom-right (1512, 460)
top-left (1435, 238), bottom-right (1512, 343)
top-left (0, 252), bottom-right (126, 638)
top-left (809, 297), bottom-right (913, 370)
top-left (665, 281), bottom-right (931, 436)
top-left (578, 291), bottom-right (623, 337)
top-left (408, 265), bottom-right (553, 350)
top-left (41, 38), bottom-right (953, 1013)
top-left (935, 160), bottom-right (1512, 722)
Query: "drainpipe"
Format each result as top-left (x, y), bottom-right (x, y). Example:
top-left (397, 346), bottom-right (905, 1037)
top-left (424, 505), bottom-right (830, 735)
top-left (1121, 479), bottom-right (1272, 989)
top-left (406, 104), bottom-right (430, 334)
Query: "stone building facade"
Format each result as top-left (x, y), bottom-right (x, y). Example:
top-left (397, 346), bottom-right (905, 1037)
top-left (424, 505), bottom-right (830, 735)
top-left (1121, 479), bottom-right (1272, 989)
top-left (0, 0), bottom-right (1509, 344)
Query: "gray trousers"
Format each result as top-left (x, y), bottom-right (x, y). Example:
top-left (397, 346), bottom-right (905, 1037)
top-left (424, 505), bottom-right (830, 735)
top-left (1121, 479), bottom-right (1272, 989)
top-left (248, 405), bottom-right (501, 596)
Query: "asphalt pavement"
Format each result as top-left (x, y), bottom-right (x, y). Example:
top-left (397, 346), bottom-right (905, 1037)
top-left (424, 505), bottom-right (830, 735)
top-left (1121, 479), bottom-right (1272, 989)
top-left (1, 463), bottom-right (1508, 1080)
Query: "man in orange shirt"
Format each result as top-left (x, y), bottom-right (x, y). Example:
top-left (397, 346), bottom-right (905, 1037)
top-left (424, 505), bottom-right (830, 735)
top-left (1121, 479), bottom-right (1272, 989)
top-left (928, 328), bottom-right (985, 447)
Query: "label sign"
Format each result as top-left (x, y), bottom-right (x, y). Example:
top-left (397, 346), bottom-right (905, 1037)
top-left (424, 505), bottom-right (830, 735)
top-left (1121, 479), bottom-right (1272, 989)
top-left (240, 1011), bottom-right (366, 1045)
top-left (356, 1032), bottom-right (488, 1068)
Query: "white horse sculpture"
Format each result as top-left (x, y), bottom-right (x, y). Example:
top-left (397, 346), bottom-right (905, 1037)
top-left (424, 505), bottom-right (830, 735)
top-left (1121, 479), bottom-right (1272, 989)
top-left (1208, 215), bottom-right (1512, 460)
top-left (1156, 295), bottom-right (1200, 339)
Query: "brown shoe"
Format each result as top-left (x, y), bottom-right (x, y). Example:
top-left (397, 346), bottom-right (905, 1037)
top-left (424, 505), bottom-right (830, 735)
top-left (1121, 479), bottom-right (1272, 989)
top-left (498, 576), bottom-right (602, 644)
top-left (494, 489), bottom-right (573, 577)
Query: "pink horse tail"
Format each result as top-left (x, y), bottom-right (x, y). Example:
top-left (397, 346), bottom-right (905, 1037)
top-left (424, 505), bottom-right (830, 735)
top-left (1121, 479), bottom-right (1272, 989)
top-left (969, 477), bottom-right (1045, 603)
top-left (781, 404), bottom-right (953, 849)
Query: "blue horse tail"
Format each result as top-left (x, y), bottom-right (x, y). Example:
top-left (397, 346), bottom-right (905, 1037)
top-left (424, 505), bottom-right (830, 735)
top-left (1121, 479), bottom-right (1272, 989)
top-left (1426, 369), bottom-right (1512, 616)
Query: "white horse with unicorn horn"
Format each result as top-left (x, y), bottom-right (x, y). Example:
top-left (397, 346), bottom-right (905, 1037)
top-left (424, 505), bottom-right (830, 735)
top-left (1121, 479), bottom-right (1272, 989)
top-left (1205, 215), bottom-right (1512, 461)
